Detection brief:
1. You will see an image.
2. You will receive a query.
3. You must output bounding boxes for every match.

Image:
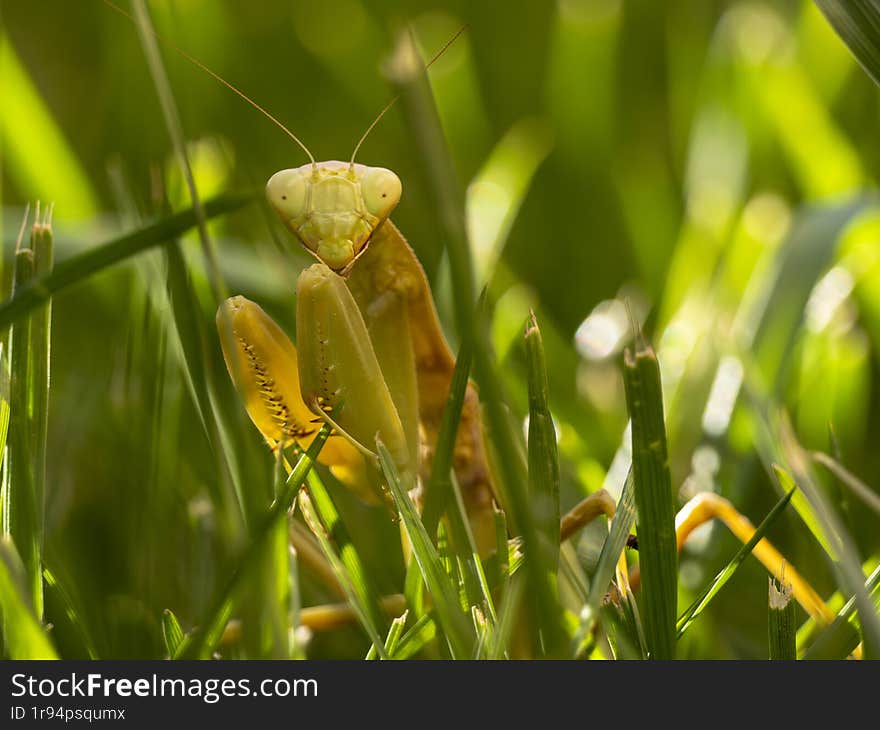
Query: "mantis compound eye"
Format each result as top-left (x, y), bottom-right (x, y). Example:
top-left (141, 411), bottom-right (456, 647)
top-left (266, 168), bottom-right (309, 222)
top-left (360, 167), bottom-right (402, 220)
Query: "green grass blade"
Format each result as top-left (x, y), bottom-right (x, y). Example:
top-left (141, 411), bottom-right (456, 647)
top-left (391, 613), bottom-right (436, 659)
top-left (406, 331), bottom-right (474, 618)
top-left (299, 469), bottom-right (388, 658)
top-left (162, 608), bottom-right (185, 658)
top-left (386, 30), bottom-right (476, 335)
top-left (487, 573), bottom-right (525, 660)
top-left (601, 587), bottom-right (647, 661)
top-left (28, 206), bottom-right (52, 618)
top-left (413, 297), bottom-right (493, 621)
top-left (0, 536), bottom-right (56, 659)
top-left (42, 566), bottom-right (98, 660)
top-left (299, 488), bottom-right (386, 659)
top-left (384, 609), bottom-right (408, 657)
top-left (421, 335), bottom-right (473, 538)
top-left (287, 542), bottom-right (303, 659)
top-left (448, 475), bottom-right (497, 621)
top-left (442, 472), bottom-right (494, 617)
top-left (0, 343), bottom-right (10, 474)
top-left (165, 239), bottom-right (244, 543)
top-left (811, 451), bottom-right (880, 517)
top-left (622, 585), bottom-right (648, 659)
top-left (7, 211), bottom-right (43, 619)
top-left (815, 1), bottom-right (880, 87)
top-left (677, 486), bottom-right (795, 639)
top-left (131, 0), bottom-right (227, 306)
top-left (748, 198), bottom-right (868, 387)
top-left (176, 424), bottom-right (329, 659)
top-left (573, 468), bottom-right (635, 653)
top-left (780, 421), bottom-right (880, 658)
top-left (367, 609), bottom-right (408, 660)
top-left (769, 576), bottom-right (797, 660)
top-left (0, 193), bottom-right (251, 332)
top-left (377, 440), bottom-right (475, 658)
top-left (388, 27), bottom-right (566, 656)
top-left (525, 311), bottom-right (561, 579)
top-left (622, 337), bottom-right (677, 659)
top-left (802, 563), bottom-right (880, 660)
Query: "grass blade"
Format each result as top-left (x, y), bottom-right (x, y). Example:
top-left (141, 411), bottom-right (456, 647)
top-left (525, 311), bottom-right (561, 577)
top-left (815, 1), bottom-right (880, 87)
top-left (0, 193), bottom-right (251, 332)
top-left (366, 609), bottom-right (408, 660)
top-left (447, 475), bottom-right (497, 621)
top-left (769, 576), bottom-right (796, 660)
top-left (391, 613), bottom-right (436, 659)
top-left (176, 424), bottom-right (330, 659)
top-left (6, 208), bottom-right (50, 620)
top-left (28, 205), bottom-right (52, 617)
top-left (779, 419), bottom-right (880, 658)
top-left (0, 344), bottom-right (10, 473)
top-left (162, 608), bottom-right (185, 658)
top-left (573, 468), bottom-right (635, 653)
top-left (130, 0), bottom-right (227, 305)
top-left (0, 536), bottom-right (56, 659)
top-left (299, 469), bottom-right (388, 658)
top-left (677, 487), bottom-right (795, 638)
top-left (421, 335), bottom-right (473, 538)
top-left (28, 203), bottom-right (54, 568)
top-left (802, 563), bottom-right (880, 660)
top-left (387, 28), bottom-right (566, 656)
top-left (377, 440), bottom-right (475, 658)
top-left (487, 573), bottom-right (525, 660)
top-left (622, 336), bottom-right (677, 659)
top-left (384, 610), bottom-right (408, 657)
top-left (165, 236), bottom-right (244, 545)
top-left (298, 487), bottom-right (386, 659)
top-left (811, 451), bottom-right (880, 517)
top-left (406, 331), bottom-right (474, 618)
top-left (42, 566), bottom-right (98, 659)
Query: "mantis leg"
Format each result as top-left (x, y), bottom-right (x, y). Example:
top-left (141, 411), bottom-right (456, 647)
top-left (346, 220), bottom-right (498, 554)
top-left (217, 295), bottom-right (376, 504)
top-left (296, 263), bottom-right (414, 493)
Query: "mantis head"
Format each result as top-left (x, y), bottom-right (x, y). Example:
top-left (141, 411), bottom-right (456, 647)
top-left (266, 161), bottom-right (402, 272)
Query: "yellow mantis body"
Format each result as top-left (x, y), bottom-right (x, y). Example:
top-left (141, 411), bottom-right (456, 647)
top-left (186, 58), bottom-right (500, 550)
top-left (101, 2), bottom-right (497, 548)
top-left (225, 160), bottom-right (498, 551)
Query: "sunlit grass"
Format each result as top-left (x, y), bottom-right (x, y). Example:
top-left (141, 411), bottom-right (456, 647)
top-left (0, 0), bottom-right (879, 660)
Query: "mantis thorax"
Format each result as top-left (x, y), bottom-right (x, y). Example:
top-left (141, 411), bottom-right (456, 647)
top-left (266, 161), bottom-right (402, 271)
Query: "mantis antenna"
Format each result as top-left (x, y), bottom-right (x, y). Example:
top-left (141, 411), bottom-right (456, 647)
top-left (102, 0), bottom-right (317, 169)
top-left (348, 24), bottom-right (468, 168)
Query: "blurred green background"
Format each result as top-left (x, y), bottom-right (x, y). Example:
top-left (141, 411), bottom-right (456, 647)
top-left (2, 0), bottom-right (879, 658)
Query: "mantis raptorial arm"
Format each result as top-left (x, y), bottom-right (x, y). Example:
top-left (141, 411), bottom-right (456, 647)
top-left (296, 262), bottom-right (414, 490)
top-left (217, 295), bottom-right (380, 504)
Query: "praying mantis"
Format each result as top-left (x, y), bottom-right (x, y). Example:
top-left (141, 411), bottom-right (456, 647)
top-left (107, 2), bottom-right (501, 553)
top-left (106, 6), bottom-right (841, 652)
top-left (220, 157), bottom-right (498, 552)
